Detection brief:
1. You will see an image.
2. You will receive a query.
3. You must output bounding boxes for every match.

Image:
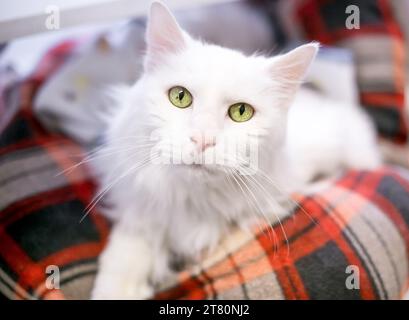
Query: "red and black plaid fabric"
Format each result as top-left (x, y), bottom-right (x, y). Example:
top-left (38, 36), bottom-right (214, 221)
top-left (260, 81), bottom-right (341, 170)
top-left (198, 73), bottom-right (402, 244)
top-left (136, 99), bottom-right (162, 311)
top-left (296, 0), bottom-right (407, 144)
top-left (1, 39), bottom-right (409, 300)
top-left (0, 42), bottom-right (110, 299)
top-left (155, 169), bottom-right (409, 299)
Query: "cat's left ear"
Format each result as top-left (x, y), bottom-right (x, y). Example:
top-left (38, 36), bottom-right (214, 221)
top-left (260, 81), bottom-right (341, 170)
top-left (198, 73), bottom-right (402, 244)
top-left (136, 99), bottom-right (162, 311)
top-left (145, 1), bottom-right (188, 70)
top-left (269, 43), bottom-right (319, 94)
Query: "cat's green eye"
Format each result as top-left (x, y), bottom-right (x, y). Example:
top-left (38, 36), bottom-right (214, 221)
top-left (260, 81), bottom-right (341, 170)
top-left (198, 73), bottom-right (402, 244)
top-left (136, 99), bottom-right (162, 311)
top-left (228, 103), bottom-right (254, 122)
top-left (168, 86), bottom-right (192, 108)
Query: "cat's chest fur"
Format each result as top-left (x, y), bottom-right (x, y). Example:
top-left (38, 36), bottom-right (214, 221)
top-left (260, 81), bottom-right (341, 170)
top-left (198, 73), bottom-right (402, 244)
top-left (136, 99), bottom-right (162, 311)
top-left (104, 165), bottom-right (268, 255)
top-left (112, 165), bottom-right (287, 258)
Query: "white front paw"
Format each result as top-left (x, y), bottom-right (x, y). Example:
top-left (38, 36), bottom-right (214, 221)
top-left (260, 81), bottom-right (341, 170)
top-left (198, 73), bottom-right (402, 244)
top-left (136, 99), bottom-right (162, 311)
top-left (91, 275), bottom-right (153, 300)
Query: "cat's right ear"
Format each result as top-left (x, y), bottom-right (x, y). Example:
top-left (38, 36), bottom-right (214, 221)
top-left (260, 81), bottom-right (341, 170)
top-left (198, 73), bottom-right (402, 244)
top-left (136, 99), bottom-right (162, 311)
top-left (145, 1), bottom-right (187, 70)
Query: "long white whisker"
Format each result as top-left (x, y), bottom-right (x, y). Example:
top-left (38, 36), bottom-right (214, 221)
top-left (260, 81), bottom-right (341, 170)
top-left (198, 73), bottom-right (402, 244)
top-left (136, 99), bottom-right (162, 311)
top-left (239, 167), bottom-right (290, 258)
top-left (226, 151), bottom-right (317, 227)
top-left (254, 168), bottom-right (318, 227)
top-left (56, 143), bottom-right (155, 177)
top-left (223, 167), bottom-right (266, 238)
top-left (80, 153), bottom-right (160, 222)
top-left (231, 170), bottom-right (278, 249)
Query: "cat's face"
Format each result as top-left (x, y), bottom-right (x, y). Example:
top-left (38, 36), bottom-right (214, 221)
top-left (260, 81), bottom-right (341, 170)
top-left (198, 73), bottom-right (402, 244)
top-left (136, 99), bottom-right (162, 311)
top-left (122, 2), bottom-right (317, 177)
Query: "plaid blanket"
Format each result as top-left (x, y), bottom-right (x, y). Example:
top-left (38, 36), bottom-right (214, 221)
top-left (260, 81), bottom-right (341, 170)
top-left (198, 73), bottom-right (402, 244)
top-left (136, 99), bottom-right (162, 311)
top-left (156, 169), bottom-right (409, 299)
top-left (1, 38), bottom-right (409, 300)
top-left (296, 0), bottom-right (408, 144)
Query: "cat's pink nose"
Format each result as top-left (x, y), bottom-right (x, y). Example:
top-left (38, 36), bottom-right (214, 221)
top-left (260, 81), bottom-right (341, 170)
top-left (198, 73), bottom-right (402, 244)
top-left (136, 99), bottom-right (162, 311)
top-left (190, 134), bottom-right (216, 152)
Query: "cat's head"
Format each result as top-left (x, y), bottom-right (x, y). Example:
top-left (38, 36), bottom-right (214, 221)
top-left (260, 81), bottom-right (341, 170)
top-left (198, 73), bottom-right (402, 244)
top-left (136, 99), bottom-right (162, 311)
top-left (115, 2), bottom-right (318, 178)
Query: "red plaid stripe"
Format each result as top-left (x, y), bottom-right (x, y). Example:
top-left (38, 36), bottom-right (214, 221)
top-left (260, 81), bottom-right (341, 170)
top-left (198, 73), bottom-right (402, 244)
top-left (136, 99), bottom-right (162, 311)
top-left (155, 169), bottom-right (409, 299)
top-left (0, 40), bottom-right (109, 299)
top-left (297, 0), bottom-right (408, 143)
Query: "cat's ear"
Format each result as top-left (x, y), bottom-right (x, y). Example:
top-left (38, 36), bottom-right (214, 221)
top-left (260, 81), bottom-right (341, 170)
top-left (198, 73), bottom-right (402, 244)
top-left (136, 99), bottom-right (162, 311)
top-left (269, 43), bottom-right (319, 96)
top-left (145, 1), bottom-right (187, 70)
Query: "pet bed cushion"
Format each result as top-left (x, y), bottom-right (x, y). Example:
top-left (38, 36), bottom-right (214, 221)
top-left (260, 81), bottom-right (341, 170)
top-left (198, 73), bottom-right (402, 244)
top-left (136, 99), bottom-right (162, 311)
top-left (1, 38), bottom-right (409, 300)
top-left (295, 0), bottom-right (408, 144)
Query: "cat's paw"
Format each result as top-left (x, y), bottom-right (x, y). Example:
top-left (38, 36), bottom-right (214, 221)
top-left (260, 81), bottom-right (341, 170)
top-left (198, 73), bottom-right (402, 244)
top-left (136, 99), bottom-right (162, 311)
top-left (91, 280), bottom-right (153, 300)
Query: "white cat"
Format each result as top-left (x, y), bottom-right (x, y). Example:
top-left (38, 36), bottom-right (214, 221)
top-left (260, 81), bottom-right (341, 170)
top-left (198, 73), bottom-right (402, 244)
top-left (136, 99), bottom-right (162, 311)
top-left (91, 1), bottom-right (381, 299)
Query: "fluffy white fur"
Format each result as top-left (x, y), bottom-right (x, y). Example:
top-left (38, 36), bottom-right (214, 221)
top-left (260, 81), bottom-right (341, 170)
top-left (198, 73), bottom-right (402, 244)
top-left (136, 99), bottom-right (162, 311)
top-left (91, 2), bottom-right (381, 299)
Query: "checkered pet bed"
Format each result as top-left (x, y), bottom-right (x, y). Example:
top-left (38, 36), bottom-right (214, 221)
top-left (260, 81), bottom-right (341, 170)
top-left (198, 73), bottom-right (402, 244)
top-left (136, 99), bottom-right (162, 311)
top-left (1, 39), bottom-right (409, 300)
top-left (296, 0), bottom-right (408, 143)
